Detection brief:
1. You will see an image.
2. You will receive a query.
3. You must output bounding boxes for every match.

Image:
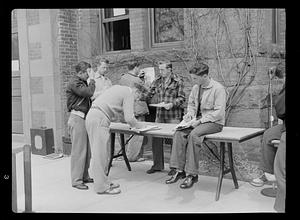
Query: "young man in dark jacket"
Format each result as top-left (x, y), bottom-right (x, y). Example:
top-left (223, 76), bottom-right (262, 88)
top-left (66, 61), bottom-right (95, 190)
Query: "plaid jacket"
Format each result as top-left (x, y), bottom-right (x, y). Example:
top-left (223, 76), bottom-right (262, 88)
top-left (146, 72), bottom-right (185, 120)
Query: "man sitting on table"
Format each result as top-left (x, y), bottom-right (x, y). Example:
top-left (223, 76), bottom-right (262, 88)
top-left (85, 84), bottom-right (145, 195)
top-left (165, 62), bottom-right (226, 189)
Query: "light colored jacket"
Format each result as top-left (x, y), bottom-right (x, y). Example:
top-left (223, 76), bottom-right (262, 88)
top-left (92, 85), bottom-right (138, 128)
top-left (187, 78), bottom-right (226, 125)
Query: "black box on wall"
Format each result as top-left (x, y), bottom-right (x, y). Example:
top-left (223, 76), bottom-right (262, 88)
top-left (30, 127), bottom-right (55, 155)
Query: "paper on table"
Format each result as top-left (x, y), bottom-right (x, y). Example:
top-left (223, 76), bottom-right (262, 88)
top-left (131, 125), bottom-right (161, 133)
top-left (149, 102), bottom-right (166, 108)
top-left (174, 118), bottom-right (196, 130)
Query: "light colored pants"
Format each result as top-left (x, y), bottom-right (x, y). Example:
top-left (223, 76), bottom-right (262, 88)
top-left (126, 115), bottom-right (145, 161)
top-left (85, 108), bottom-right (113, 193)
top-left (274, 131), bottom-right (286, 213)
top-left (67, 114), bottom-right (91, 186)
top-left (170, 122), bottom-right (223, 175)
top-left (260, 124), bottom-right (283, 174)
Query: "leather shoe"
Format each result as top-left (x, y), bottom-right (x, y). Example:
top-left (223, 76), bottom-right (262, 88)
top-left (166, 171), bottom-right (186, 184)
top-left (146, 168), bottom-right (162, 174)
top-left (73, 183), bottom-right (88, 190)
top-left (83, 178), bottom-right (94, 183)
top-left (180, 175), bottom-right (198, 189)
top-left (168, 168), bottom-right (176, 176)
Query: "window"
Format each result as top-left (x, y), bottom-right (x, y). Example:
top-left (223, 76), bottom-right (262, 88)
top-left (271, 9), bottom-right (278, 44)
top-left (101, 8), bottom-right (130, 52)
top-left (151, 8), bottom-right (184, 46)
top-left (12, 32), bottom-right (19, 71)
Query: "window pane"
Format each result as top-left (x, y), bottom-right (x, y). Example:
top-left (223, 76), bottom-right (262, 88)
top-left (103, 19), bottom-right (131, 51)
top-left (154, 8), bottom-right (184, 43)
top-left (104, 8), bottom-right (129, 18)
top-left (12, 33), bottom-right (19, 60)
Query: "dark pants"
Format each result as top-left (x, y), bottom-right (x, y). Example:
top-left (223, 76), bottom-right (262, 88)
top-left (274, 131), bottom-right (286, 213)
top-left (170, 122), bottom-right (223, 175)
top-left (150, 117), bottom-right (181, 170)
top-left (260, 124), bottom-right (283, 174)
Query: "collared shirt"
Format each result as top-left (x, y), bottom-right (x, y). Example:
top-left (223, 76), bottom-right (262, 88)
top-left (186, 78), bottom-right (226, 125)
top-left (147, 72), bottom-right (185, 120)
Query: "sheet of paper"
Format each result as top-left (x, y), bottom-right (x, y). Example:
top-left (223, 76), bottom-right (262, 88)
top-left (175, 118), bottom-right (196, 130)
top-left (131, 125), bottom-right (161, 133)
top-left (149, 102), bottom-right (166, 108)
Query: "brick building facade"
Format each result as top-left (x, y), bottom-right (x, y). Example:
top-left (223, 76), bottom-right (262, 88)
top-left (12, 8), bottom-right (285, 180)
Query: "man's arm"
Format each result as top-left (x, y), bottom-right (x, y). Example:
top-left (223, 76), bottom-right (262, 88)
top-left (70, 78), bottom-right (95, 98)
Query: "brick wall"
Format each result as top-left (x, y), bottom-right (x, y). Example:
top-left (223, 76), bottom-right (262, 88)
top-left (57, 9), bottom-right (79, 137)
top-left (58, 8), bottom-right (285, 180)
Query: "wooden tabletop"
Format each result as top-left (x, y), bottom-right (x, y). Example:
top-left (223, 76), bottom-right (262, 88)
top-left (109, 122), bottom-right (265, 143)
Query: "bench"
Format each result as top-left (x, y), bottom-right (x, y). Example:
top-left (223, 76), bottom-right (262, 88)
top-left (109, 122), bottom-right (265, 201)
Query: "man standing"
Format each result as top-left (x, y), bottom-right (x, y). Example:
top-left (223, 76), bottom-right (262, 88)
top-left (66, 61), bottom-right (95, 190)
top-left (118, 60), bottom-right (149, 162)
top-left (85, 85), bottom-right (144, 195)
top-left (145, 60), bottom-right (185, 174)
top-left (165, 62), bottom-right (226, 189)
top-left (88, 58), bottom-right (112, 101)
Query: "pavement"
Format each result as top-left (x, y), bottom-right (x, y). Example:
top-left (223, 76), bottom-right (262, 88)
top-left (12, 141), bottom-right (276, 213)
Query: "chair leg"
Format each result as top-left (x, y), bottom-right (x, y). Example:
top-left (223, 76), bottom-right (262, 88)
top-left (215, 142), bottom-right (225, 201)
top-left (227, 143), bottom-right (239, 189)
top-left (120, 134), bottom-right (131, 171)
top-left (107, 133), bottom-right (115, 176)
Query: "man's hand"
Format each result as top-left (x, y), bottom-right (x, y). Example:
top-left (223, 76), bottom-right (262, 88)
top-left (163, 103), bottom-right (173, 110)
top-left (87, 68), bottom-right (95, 80)
top-left (191, 119), bottom-right (201, 128)
top-left (183, 113), bottom-right (193, 122)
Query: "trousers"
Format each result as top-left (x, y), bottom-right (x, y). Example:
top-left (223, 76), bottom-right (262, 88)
top-left (126, 115), bottom-right (145, 161)
top-left (67, 114), bottom-right (91, 186)
top-left (170, 122), bottom-right (223, 175)
top-left (150, 118), bottom-right (181, 170)
top-left (260, 124), bottom-right (283, 174)
top-left (274, 131), bottom-right (286, 213)
top-left (85, 108), bottom-right (113, 193)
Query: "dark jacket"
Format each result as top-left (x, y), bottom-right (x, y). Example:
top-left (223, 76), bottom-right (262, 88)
top-left (66, 75), bottom-right (95, 115)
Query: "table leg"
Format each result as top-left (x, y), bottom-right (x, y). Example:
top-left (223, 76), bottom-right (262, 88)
top-left (107, 132), bottom-right (115, 176)
top-left (120, 134), bottom-right (131, 171)
top-left (215, 142), bottom-right (225, 201)
top-left (23, 145), bottom-right (32, 212)
top-left (227, 143), bottom-right (239, 189)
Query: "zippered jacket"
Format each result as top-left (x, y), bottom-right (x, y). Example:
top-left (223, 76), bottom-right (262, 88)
top-left (66, 75), bottom-right (95, 114)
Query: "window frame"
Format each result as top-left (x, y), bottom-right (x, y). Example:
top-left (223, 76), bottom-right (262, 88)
top-left (100, 8), bottom-right (131, 54)
top-left (271, 8), bottom-right (279, 44)
top-left (148, 8), bottom-right (184, 49)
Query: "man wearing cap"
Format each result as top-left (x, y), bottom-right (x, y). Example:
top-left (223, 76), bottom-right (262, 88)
top-left (66, 61), bottom-right (95, 190)
top-left (165, 62), bottom-right (226, 189)
top-left (145, 60), bottom-right (186, 174)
